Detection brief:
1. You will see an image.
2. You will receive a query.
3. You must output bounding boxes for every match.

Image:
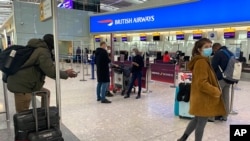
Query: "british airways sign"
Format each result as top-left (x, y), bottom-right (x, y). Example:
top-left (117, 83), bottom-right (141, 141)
top-left (90, 0), bottom-right (250, 33)
top-left (98, 15), bottom-right (155, 27)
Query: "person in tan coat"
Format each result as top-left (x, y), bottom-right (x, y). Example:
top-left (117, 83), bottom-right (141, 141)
top-left (177, 38), bottom-right (226, 141)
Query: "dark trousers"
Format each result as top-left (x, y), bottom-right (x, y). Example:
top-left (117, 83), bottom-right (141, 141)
top-left (127, 71), bottom-right (142, 96)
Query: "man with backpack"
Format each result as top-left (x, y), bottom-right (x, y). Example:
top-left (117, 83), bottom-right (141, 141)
top-left (211, 43), bottom-right (235, 121)
top-left (5, 34), bottom-right (77, 113)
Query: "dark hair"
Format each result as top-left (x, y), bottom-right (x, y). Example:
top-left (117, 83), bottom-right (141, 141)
top-left (192, 38), bottom-right (212, 57)
top-left (43, 34), bottom-right (54, 49)
top-left (212, 43), bottom-right (221, 49)
top-left (100, 41), bottom-right (106, 47)
top-left (165, 51), bottom-right (168, 54)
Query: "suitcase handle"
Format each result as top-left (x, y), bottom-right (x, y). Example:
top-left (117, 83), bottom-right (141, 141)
top-left (32, 91), bottom-right (50, 132)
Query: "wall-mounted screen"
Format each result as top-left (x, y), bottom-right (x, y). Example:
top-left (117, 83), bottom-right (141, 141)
top-left (176, 34), bottom-right (184, 40)
top-left (153, 36), bottom-right (160, 41)
top-left (122, 37), bottom-right (128, 42)
top-left (57, 0), bottom-right (73, 9)
top-left (140, 36), bottom-right (147, 41)
top-left (247, 31), bottom-right (250, 38)
top-left (193, 34), bottom-right (202, 39)
top-left (95, 38), bottom-right (101, 42)
top-left (224, 32), bottom-right (235, 39)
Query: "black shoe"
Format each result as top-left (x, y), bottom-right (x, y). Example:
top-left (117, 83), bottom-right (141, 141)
top-left (106, 92), bottom-right (114, 97)
top-left (101, 99), bottom-right (111, 103)
top-left (124, 95), bottom-right (130, 99)
top-left (177, 134), bottom-right (188, 141)
top-left (97, 98), bottom-right (101, 101)
top-left (208, 119), bottom-right (214, 122)
top-left (136, 95), bottom-right (141, 99)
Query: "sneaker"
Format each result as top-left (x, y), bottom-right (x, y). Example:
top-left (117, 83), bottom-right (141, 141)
top-left (124, 95), bottom-right (130, 99)
top-left (101, 99), bottom-right (111, 103)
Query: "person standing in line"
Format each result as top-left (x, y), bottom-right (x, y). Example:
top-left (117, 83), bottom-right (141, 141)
top-left (76, 46), bottom-right (81, 63)
top-left (212, 43), bottom-right (233, 121)
top-left (124, 48), bottom-right (144, 99)
top-left (95, 41), bottom-right (111, 103)
top-left (177, 38), bottom-right (226, 141)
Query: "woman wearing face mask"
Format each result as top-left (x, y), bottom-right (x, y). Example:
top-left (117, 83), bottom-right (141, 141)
top-left (124, 48), bottom-right (144, 99)
top-left (177, 38), bottom-right (226, 141)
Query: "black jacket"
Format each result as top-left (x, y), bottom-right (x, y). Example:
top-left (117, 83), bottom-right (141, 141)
top-left (95, 48), bottom-right (111, 82)
top-left (131, 55), bottom-right (144, 73)
top-left (212, 46), bottom-right (233, 80)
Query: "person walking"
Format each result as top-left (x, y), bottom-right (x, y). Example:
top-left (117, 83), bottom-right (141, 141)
top-left (124, 48), bottom-right (144, 99)
top-left (177, 38), bottom-right (226, 141)
top-left (95, 41), bottom-right (111, 103)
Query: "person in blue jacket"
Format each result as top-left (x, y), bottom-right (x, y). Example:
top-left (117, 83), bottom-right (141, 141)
top-left (212, 43), bottom-right (234, 121)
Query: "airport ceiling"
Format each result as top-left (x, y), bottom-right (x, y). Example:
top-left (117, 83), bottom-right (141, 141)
top-left (0, 0), bottom-right (186, 27)
top-left (0, 0), bottom-right (148, 26)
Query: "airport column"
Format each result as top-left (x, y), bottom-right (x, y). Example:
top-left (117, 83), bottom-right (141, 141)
top-left (52, 0), bottom-right (62, 125)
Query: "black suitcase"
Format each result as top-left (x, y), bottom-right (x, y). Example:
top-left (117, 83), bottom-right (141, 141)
top-left (13, 91), bottom-right (62, 141)
top-left (14, 107), bottom-right (60, 140)
top-left (28, 91), bottom-right (64, 141)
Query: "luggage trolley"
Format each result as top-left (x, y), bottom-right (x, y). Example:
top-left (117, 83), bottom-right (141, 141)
top-left (112, 65), bottom-right (135, 95)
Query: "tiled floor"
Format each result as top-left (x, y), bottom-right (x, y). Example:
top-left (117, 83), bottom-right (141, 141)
top-left (1, 63), bottom-right (250, 141)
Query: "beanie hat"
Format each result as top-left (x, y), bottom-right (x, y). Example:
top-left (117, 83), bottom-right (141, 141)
top-left (43, 34), bottom-right (54, 49)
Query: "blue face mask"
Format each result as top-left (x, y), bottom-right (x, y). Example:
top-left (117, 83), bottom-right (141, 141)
top-left (202, 48), bottom-right (212, 57)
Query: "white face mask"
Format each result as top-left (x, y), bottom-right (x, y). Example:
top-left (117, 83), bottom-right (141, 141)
top-left (107, 50), bottom-right (111, 53)
top-left (132, 52), bottom-right (136, 56)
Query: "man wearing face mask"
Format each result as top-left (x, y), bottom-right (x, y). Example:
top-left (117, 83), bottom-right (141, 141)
top-left (124, 48), bottom-right (144, 99)
top-left (7, 34), bottom-right (78, 113)
top-left (212, 43), bottom-right (233, 121)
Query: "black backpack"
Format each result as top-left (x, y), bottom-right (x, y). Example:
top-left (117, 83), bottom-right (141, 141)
top-left (0, 45), bottom-right (35, 80)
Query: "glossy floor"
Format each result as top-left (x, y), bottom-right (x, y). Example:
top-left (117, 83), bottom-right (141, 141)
top-left (0, 64), bottom-right (250, 141)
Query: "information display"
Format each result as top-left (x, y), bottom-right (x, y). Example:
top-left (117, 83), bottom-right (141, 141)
top-left (224, 32), bottom-right (235, 39)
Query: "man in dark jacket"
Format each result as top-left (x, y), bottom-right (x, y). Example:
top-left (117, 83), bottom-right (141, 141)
top-left (95, 41), bottom-right (111, 103)
top-left (7, 34), bottom-right (77, 113)
top-left (212, 44), bottom-right (233, 121)
top-left (124, 48), bottom-right (144, 99)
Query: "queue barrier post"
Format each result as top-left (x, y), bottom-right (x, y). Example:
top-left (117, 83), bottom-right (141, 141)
top-left (170, 64), bottom-right (178, 88)
top-left (0, 76), bottom-right (10, 124)
top-left (91, 56), bottom-right (95, 80)
top-left (230, 84), bottom-right (238, 115)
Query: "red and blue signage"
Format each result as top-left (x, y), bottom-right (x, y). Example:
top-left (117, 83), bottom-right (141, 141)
top-left (90, 0), bottom-right (250, 33)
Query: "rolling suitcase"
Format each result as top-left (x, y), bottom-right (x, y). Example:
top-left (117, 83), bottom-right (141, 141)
top-left (28, 91), bottom-right (64, 141)
top-left (13, 91), bottom-right (61, 141)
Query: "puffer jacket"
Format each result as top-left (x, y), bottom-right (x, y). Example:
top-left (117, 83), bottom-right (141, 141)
top-left (188, 55), bottom-right (226, 117)
top-left (7, 39), bottom-right (68, 93)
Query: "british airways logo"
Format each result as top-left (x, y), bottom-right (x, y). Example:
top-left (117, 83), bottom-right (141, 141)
top-left (98, 19), bottom-right (114, 26)
top-left (98, 15), bottom-right (155, 26)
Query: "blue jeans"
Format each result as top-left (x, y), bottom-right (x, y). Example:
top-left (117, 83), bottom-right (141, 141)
top-left (127, 71), bottom-right (142, 96)
top-left (97, 82), bottom-right (109, 101)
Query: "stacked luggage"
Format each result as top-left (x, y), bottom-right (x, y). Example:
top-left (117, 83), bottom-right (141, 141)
top-left (14, 91), bottom-right (63, 141)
